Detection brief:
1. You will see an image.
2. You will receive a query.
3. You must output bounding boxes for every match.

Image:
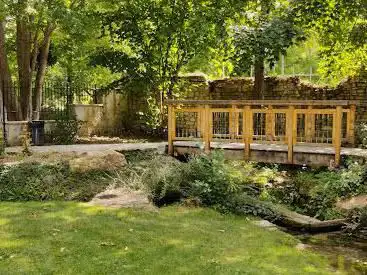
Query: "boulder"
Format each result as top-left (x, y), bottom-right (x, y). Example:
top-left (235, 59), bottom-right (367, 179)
top-left (89, 188), bottom-right (156, 210)
top-left (69, 150), bottom-right (127, 173)
top-left (336, 195), bottom-right (367, 210)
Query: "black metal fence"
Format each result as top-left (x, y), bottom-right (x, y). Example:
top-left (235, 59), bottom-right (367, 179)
top-left (1, 81), bottom-right (167, 144)
top-left (1, 81), bottom-right (100, 121)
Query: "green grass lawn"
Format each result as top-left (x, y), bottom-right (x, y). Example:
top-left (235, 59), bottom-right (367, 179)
top-left (0, 202), bottom-right (343, 275)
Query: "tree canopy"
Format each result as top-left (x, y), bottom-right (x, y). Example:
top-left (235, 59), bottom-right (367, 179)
top-left (0, 0), bottom-right (365, 122)
top-left (92, 0), bottom-right (247, 98)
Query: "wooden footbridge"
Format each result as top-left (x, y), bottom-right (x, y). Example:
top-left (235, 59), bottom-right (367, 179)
top-left (167, 100), bottom-right (361, 166)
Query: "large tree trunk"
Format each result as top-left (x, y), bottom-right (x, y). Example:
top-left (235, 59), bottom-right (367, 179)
top-left (16, 18), bottom-right (33, 121)
top-left (34, 25), bottom-right (53, 120)
top-left (0, 82), bottom-right (3, 124)
top-left (253, 57), bottom-right (265, 100)
top-left (0, 21), bottom-right (21, 121)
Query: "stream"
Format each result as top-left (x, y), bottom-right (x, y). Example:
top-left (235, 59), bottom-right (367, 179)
top-left (296, 232), bottom-right (367, 274)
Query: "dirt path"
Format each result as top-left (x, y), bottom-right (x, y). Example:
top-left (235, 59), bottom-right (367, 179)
top-left (5, 142), bottom-right (167, 154)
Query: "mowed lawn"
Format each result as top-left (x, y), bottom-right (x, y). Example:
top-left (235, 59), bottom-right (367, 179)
top-left (0, 203), bottom-right (338, 275)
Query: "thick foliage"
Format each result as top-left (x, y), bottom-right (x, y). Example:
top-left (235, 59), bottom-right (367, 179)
top-left (292, 0), bottom-right (367, 84)
top-left (48, 114), bottom-right (81, 145)
top-left (0, 162), bottom-right (109, 201)
top-left (232, 18), bottom-right (303, 75)
top-left (134, 152), bottom-right (278, 217)
top-left (356, 122), bottom-right (367, 149)
top-left (231, 1), bottom-right (305, 76)
top-left (94, 0), bottom-right (246, 98)
top-left (269, 163), bottom-right (367, 220)
top-left (345, 207), bottom-right (367, 236)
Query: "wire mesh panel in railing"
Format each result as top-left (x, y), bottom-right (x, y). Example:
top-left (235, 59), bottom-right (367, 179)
top-left (212, 111), bottom-right (230, 140)
top-left (238, 112), bottom-right (244, 136)
top-left (253, 112), bottom-right (266, 142)
top-left (252, 109), bottom-right (288, 144)
top-left (294, 109), bottom-right (347, 145)
top-left (211, 109), bottom-right (243, 142)
top-left (175, 110), bottom-right (201, 139)
top-left (297, 113), bottom-right (306, 143)
top-left (274, 112), bottom-right (287, 142)
top-left (314, 114), bottom-right (333, 144)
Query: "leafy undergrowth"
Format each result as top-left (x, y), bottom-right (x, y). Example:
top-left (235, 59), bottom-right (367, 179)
top-left (0, 203), bottom-right (345, 275)
top-left (0, 162), bottom-right (110, 202)
top-left (0, 150), bottom-right (163, 202)
top-left (1, 150), bottom-right (366, 224)
top-left (267, 162), bottom-right (367, 220)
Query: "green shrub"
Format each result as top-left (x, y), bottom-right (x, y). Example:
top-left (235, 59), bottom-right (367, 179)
top-left (268, 162), bottom-right (367, 220)
top-left (224, 193), bottom-right (279, 221)
top-left (142, 156), bottom-right (189, 206)
top-left (356, 122), bottom-right (367, 148)
top-left (344, 207), bottom-right (367, 238)
top-left (183, 152), bottom-right (251, 205)
top-left (0, 162), bottom-right (109, 201)
top-left (49, 113), bottom-right (81, 145)
top-left (133, 151), bottom-right (278, 216)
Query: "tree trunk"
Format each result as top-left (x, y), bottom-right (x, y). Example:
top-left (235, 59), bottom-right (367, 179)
top-left (16, 18), bottom-right (33, 121)
top-left (0, 21), bottom-right (21, 121)
top-left (34, 25), bottom-right (53, 120)
top-left (253, 57), bottom-right (265, 100)
top-left (274, 207), bottom-right (347, 233)
top-left (0, 82), bottom-right (3, 124)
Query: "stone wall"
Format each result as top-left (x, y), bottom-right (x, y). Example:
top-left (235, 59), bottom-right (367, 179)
top-left (73, 104), bottom-right (104, 136)
top-left (179, 72), bottom-right (367, 124)
top-left (77, 90), bottom-right (150, 137)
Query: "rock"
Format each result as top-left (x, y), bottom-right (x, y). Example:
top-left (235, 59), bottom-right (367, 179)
top-left (336, 195), bottom-right (367, 210)
top-left (69, 150), bottom-right (127, 173)
top-left (253, 220), bottom-right (278, 231)
top-left (89, 188), bottom-right (155, 210)
top-left (295, 243), bottom-right (309, 251)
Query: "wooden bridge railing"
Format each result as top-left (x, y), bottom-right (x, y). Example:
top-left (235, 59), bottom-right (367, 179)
top-left (167, 100), bottom-right (359, 166)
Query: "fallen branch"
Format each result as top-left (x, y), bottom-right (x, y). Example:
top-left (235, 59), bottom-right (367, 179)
top-left (273, 207), bottom-right (347, 233)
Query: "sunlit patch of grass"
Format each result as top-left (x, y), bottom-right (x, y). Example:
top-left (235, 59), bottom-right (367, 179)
top-left (0, 202), bottom-right (342, 275)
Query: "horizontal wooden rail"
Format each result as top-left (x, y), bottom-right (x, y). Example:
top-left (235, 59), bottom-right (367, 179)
top-left (166, 99), bottom-right (360, 106)
top-left (167, 102), bottom-right (358, 166)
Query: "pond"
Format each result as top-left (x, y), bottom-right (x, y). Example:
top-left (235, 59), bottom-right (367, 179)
top-left (296, 232), bottom-right (367, 274)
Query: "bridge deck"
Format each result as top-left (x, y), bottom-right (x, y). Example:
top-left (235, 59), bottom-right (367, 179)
top-left (173, 141), bottom-right (367, 166)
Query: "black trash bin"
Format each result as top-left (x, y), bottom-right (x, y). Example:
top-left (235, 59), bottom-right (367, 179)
top-left (29, 120), bottom-right (45, 146)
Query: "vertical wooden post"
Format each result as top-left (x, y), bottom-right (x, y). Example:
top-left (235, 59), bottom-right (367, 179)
top-left (234, 106), bottom-right (239, 140)
top-left (334, 106), bottom-right (343, 167)
top-left (266, 105), bottom-right (274, 141)
top-left (197, 105), bottom-right (202, 138)
top-left (292, 108), bottom-right (298, 146)
top-left (287, 106), bottom-right (295, 164)
top-left (167, 105), bottom-right (175, 156)
top-left (347, 104), bottom-right (356, 146)
top-left (244, 106), bottom-right (252, 160)
top-left (305, 106), bottom-right (313, 143)
top-left (204, 104), bottom-right (211, 153)
top-left (229, 105), bottom-right (237, 140)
